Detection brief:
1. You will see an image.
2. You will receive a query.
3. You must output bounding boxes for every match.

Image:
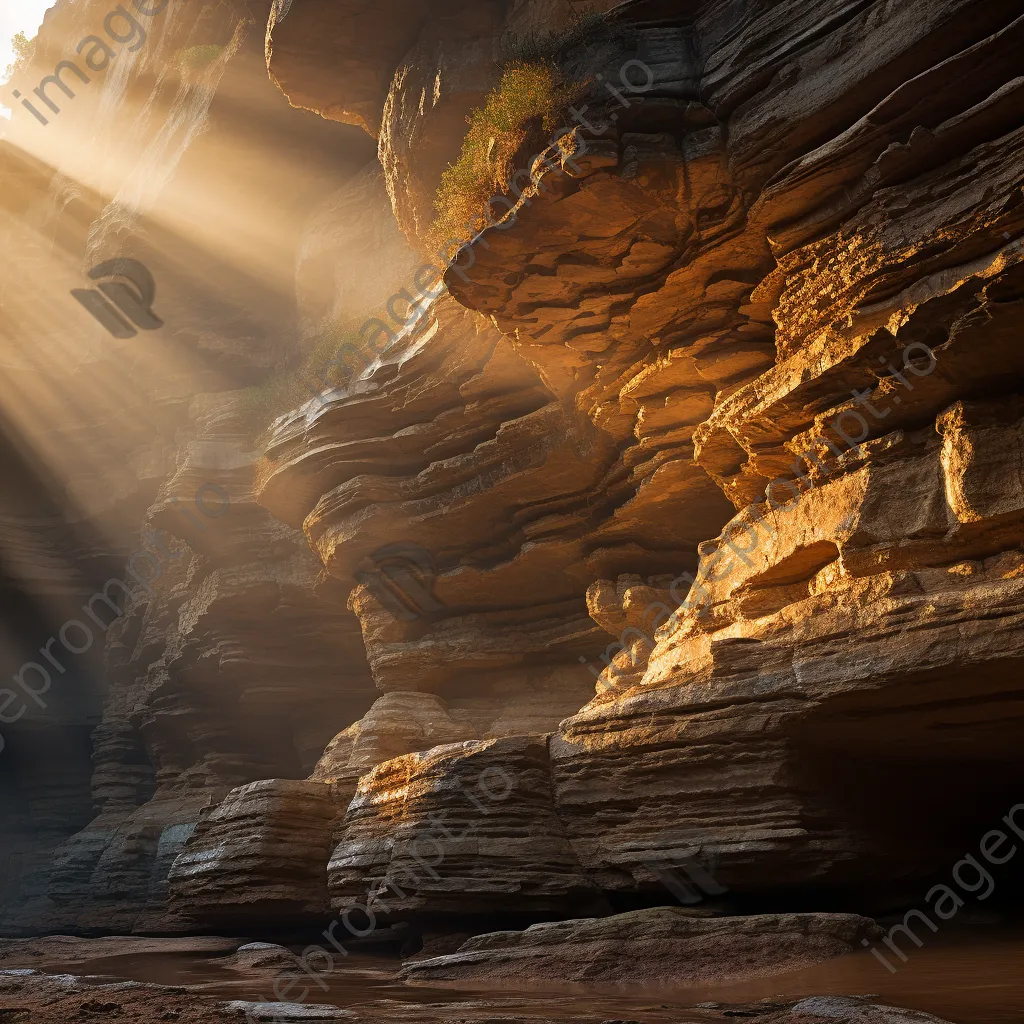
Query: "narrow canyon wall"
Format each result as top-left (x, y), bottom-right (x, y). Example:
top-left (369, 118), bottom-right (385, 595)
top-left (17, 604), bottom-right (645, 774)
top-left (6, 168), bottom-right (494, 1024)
top-left (0, 0), bottom-right (389, 934)
top-left (164, 0), bottom-right (1024, 930)
top-left (4, 0), bottom-right (1023, 938)
top-left (439, 0), bottom-right (1024, 903)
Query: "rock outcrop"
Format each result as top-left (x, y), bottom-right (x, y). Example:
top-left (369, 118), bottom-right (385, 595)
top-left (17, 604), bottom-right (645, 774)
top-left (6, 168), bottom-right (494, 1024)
top-left (5, 0), bottom-right (1024, 969)
top-left (401, 908), bottom-right (881, 986)
top-left (241, 0), bottom-right (1024, 927)
top-left (255, 289), bottom-right (606, 736)
top-left (0, 0), bottom-right (383, 935)
top-left (328, 735), bottom-right (601, 920)
top-left (167, 779), bottom-right (348, 927)
top-left (267, 0), bottom-right (620, 240)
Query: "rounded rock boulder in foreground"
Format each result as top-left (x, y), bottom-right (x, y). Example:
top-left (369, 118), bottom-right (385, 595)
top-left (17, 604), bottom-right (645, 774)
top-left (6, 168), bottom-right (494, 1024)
top-left (401, 909), bottom-right (881, 987)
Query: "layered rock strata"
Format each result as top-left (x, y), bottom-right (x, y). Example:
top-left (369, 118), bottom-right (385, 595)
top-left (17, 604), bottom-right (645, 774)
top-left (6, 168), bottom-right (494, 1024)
top-left (167, 779), bottom-right (349, 926)
top-left (328, 735), bottom-right (602, 920)
top-left (7, 0), bottom-right (1024, 946)
top-left (426, 0), bottom-right (1024, 902)
top-left (11, 391), bottom-right (379, 936)
top-left (401, 908), bottom-right (881, 986)
top-left (257, 292), bottom-right (605, 724)
top-left (242, 0), bottom-right (1024, 925)
top-left (0, 0), bottom-right (383, 935)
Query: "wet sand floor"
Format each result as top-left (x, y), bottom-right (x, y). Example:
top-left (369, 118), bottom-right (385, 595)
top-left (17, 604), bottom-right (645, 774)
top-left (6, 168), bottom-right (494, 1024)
top-left (13, 926), bottom-right (1024, 1024)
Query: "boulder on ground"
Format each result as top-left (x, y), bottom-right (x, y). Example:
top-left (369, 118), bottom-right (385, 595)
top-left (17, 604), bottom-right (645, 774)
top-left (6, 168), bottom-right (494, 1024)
top-left (401, 908), bottom-right (880, 986)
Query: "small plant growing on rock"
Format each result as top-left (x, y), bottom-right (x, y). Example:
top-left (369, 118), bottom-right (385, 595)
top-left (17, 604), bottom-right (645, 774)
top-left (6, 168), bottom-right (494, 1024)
top-left (3, 31), bottom-right (35, 83)
top-left (428, 61), bottom-right (581, 252)
top-left (236, 324), bottom-right (366, 438)
top-left (428, 10), bottom-right (634, 252)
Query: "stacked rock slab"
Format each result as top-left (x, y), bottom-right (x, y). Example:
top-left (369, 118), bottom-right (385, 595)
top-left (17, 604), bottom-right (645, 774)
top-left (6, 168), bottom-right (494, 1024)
top-left (167, 779), bottom-right (349, 926)
top-left (256, 294), bottom-right (605, 727)
top-left (241, 0), bottom-right (1024, 923)
top-left (446, 0), bottom-right (1024, 900)
top-left (328, 736), bottom-right (603, 920)
top-left (401, 907), bottom-right (881, 985)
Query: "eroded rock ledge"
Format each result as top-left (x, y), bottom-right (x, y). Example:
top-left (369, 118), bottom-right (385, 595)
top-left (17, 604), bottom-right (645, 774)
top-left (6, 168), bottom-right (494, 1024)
top-left (168, 0), bottom-right (1024, 939)
top-left (401, 908), bottom-right (880, 986)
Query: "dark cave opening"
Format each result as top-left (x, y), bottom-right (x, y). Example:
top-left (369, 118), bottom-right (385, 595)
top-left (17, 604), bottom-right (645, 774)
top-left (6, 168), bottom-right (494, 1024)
top-left (777, 656), bottom-right (1024, 919)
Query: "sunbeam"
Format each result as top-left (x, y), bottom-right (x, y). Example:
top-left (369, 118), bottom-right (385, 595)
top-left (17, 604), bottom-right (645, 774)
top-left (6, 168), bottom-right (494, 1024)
top-left (2, 1), bottom-right (1023, 1020)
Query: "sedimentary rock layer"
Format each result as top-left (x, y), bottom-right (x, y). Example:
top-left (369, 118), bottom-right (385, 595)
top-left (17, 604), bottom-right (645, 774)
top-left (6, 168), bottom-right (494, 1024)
top-left (267, 0), bottom-right (619, 239)
top-left (401, 907), bottom-right (880, 986)
top-left (167, 779), bottom-right (348, 925)
top-left (328, 735), bottom-right (601, 919)
top-left (428, 0), bottom-right (1024, 902)
top-left (9, 0), bottom-right (1023, 940)
top-left (248, 0), bottom-right (1024, 923)
top-left (257, 293), bottom-right (604, 738)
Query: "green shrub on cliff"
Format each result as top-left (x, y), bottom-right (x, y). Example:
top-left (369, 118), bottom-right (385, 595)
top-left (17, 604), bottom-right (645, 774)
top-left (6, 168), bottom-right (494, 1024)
top-left (4, 32), bottom-right (35, 83)
top-left (236, 373), bottom-right (307, 437)
top-left (236, 325), bottom-right (365, 437)
top-left (429, 61), bottom-right (579, 253)
top-left (428, 12), bottom-right (633, 253)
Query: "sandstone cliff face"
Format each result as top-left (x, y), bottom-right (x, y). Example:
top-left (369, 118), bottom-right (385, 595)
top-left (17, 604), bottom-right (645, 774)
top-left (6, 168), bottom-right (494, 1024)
top-left (5, 0), bottom-right (1024, 947)
top-left (267, 0), bottom-right (620, 242)
top-left (26, 395), bottom-right (383, 936)
top-left (175, 0), bottom-right (1024, 930)
top-left (0, 0), bottom-right (383, 934)
top-left (257, 293), bottom-right (605, 708)
top-left (433, 0), bottom-right (1024, 903)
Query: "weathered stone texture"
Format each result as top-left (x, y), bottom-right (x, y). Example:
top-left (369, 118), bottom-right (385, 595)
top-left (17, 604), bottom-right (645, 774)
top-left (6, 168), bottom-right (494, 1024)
top-left (328, 736), bottom-right (600, 919)
top-left (7, 0), bottom-right (1024, 947)
top-left (401, 908), bottom-right (881, 985)
top-left (167, 779), bottom-right (348, 925)
top-left (250, 0), bottom-right (1024, 924)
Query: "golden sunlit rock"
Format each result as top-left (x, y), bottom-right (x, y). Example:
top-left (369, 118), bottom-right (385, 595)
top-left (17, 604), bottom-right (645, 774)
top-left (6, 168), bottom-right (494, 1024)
top-left (1, 0), bottom-right (1023, 1016)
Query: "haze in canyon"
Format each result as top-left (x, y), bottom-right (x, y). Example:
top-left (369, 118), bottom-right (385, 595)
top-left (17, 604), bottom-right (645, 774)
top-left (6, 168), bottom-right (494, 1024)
top-left (0, 1), bottom-right (1022, 1022)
